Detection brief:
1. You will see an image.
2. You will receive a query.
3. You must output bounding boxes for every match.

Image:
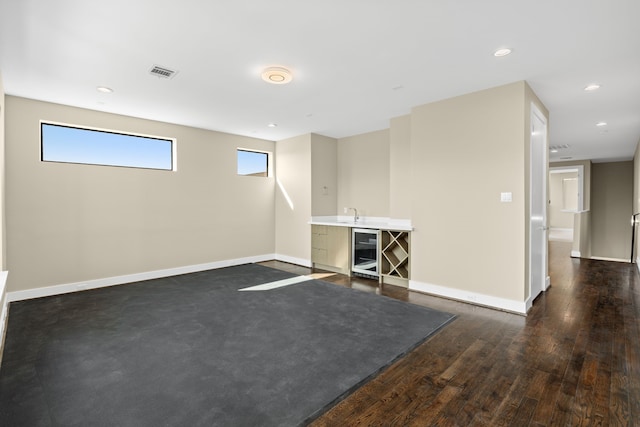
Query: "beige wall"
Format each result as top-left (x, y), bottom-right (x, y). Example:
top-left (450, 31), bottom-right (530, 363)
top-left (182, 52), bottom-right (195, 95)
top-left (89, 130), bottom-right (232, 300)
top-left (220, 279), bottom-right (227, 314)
top-left (337, 129), bottom-right (390, 218)
top-left (274, 134), bottom-right (312, 262)
top-left (573, 211), bottom-right (591, 258)
top-left (389, 115), bottom-right (411, 219)
top-left (0, 72), bottom-right (6, 354)
top-left (5, 96), bottom-right (276, 292)
top-left (549, 171), bottom-right (578, 229)
top-left (410, 81), bottom-right (529, 302)
top-left (0, 73), bottom-right (5, 271)
top-left (310, 134), bottom-right (338, 216)
top-left (2, 79), bottom-right (555, 313)
top-left (591, 161), bottom-right (633, 260)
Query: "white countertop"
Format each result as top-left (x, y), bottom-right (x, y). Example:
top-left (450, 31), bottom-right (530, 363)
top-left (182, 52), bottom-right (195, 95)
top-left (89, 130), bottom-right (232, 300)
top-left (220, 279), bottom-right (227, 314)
top-left (309, 216), bottom-right (413, 231)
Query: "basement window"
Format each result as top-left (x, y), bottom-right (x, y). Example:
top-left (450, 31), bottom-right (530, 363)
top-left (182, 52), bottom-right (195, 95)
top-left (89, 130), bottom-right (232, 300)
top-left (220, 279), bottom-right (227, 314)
top-left (41, 122), bottom-right (174, 171)
top-left (237, 149), bottom-right (269, 177)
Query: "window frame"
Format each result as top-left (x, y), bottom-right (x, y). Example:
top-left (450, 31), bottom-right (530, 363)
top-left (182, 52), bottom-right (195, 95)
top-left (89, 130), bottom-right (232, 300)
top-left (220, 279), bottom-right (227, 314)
top-left (40, 121), bottom-right (176, 171)
top-left (237, 148), bottom-right (271, 178)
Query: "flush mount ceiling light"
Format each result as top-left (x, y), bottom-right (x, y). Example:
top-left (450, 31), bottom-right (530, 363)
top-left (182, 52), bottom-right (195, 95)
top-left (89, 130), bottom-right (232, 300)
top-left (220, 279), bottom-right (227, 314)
top-left (267, 123), bottom-right (278, 128)
top-left (596, 121), bottom-right (607, 127)
top-left (96, 86), bottom-right (113, 93)
top-left (584, 83), bottom-right (601, 92)
top-left (493, 48), bottom-right (512, 57)
top-left (261, 67), bottom-right (293, 84)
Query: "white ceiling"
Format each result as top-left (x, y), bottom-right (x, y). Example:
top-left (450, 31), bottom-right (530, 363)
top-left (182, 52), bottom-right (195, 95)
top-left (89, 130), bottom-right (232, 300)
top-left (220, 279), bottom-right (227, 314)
top-left (1, 0), bottom-right (639, 163)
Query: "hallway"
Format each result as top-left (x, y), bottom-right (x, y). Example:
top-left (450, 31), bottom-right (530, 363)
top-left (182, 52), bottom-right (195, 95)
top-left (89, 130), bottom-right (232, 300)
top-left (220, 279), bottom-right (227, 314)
top-left (265, 241), bottom-right (640, 425)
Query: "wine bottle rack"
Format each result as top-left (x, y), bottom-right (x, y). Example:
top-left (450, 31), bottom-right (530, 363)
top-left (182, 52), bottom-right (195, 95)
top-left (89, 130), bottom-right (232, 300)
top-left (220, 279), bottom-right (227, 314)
top-left (380, 230), bottom-right (410, 280)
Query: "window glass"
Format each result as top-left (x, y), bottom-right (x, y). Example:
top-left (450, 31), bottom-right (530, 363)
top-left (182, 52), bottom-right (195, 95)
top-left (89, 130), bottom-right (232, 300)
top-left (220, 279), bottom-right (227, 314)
top-left (237, 149), bottom-right (268, 177)
top-left (41, 122), bottom-right (174, 170)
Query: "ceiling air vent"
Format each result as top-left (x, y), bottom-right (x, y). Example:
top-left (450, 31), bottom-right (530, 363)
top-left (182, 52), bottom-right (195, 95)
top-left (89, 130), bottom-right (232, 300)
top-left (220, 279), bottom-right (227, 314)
top-left (149, 65), bottom-right (178, 79)
top-left (549, 144), bottom-right (570, 151)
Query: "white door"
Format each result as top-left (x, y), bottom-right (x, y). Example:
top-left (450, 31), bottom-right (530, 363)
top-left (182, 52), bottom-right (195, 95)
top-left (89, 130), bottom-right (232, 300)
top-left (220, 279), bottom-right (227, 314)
top-left (530, 105), bottom-right (548, 302)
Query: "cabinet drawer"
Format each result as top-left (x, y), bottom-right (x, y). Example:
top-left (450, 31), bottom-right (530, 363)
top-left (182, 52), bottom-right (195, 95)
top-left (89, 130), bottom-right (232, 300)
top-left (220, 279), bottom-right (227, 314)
top-left (312, 225), bottom-right (328, 235)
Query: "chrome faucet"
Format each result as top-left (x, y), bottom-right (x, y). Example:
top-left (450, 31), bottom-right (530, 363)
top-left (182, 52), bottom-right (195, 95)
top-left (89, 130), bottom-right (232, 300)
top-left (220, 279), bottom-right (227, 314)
top-left (346, 207), bottom-right (359, 223)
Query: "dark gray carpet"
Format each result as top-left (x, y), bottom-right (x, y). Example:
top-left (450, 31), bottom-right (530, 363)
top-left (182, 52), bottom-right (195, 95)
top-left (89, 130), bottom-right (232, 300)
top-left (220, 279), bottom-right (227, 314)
top-left (0, 264), bottom-right (455, 426)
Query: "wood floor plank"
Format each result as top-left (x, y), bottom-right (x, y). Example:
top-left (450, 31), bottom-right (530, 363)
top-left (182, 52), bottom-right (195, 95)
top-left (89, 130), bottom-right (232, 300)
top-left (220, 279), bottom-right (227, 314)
top-left (510, 396), bottom-right (539, 426)
top-left (623, 275), bottom-right (640, 425)
top-left (262, 241), bottom-right (640, 426)
top-left (404, 385), bottom-right (462, 426)
top-left (530, 373), bottom-right (563, 425)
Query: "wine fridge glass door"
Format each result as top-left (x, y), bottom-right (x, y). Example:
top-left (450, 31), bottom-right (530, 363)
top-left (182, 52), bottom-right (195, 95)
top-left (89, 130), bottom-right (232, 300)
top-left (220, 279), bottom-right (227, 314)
top-left (352, 228), bottom-right (379, 277)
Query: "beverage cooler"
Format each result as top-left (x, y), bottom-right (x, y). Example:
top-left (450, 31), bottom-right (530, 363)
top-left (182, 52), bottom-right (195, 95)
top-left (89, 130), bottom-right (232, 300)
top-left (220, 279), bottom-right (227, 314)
top-left (352, 228), bottom-right (379, 278)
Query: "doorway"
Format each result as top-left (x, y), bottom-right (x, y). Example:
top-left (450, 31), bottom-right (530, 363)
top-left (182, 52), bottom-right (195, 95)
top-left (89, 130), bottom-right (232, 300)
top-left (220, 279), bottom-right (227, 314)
top-left (529, 104), bottom-right (549, 305)
top-left (548, 166), bottom-right (584, 242)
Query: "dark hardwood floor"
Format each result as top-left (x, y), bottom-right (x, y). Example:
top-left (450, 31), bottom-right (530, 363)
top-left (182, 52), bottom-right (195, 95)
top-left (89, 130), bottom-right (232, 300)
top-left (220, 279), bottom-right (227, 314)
top-left (260, 241), bottom-right (640, 426)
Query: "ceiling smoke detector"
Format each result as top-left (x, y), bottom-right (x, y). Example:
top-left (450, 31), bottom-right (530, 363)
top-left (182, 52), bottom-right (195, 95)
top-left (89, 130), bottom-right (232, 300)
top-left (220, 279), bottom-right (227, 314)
top-left (261, 67), bottom-right (293, 84)
top-left (149, 65), bottom-right (178, 79)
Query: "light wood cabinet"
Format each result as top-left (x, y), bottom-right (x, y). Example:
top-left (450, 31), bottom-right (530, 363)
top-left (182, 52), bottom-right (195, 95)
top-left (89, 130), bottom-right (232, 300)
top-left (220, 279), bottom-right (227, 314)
top-left (311, 225), bottom-right (350, 274)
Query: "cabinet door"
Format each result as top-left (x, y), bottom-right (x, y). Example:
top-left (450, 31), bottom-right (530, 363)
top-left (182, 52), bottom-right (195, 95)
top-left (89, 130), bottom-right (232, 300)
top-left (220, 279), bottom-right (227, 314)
top-left (312, 233), bottom-right (328, 250)
top-left (327, 226), bottom-right (350, 270)
top-left (312, 248), bottom-right (328, 264)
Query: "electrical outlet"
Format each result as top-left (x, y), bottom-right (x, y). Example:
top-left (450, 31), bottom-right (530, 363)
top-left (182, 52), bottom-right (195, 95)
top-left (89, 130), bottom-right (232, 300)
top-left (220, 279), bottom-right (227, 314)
top-left (343, 207), bottom-right (348, 214)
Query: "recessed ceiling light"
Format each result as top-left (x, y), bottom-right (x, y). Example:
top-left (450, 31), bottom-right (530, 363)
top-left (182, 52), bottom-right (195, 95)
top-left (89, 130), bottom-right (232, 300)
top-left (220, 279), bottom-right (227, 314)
top-left (596, 121), bottom-right (607, 127)
top-left (550, 149), bottom-right (559, 153)
top-left (584, 84), bottom-right (601, 92)
top-left (96, 86), bottom-right (113, 93)
top-left (493, 48), bottom-right (512, 57)
top-left (261, 67), bottom-right (293, 85)
top-left (267, 123), bottom-right (277, 128)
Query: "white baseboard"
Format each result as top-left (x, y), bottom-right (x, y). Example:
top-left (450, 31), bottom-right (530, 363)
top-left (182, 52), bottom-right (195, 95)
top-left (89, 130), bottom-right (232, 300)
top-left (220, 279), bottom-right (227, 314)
top-left (275, 254), bottom-right (312, 268)
top-left (589, 256), bottom-right (630, 263)
top-left (545, 276), bottom-right (551, 291)
top-left (7, 254), bottom-right (276, 303)
top-left (409, 279), bottom-right (527, 315)
top-left (571, 250), bottom-right (581, 258)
